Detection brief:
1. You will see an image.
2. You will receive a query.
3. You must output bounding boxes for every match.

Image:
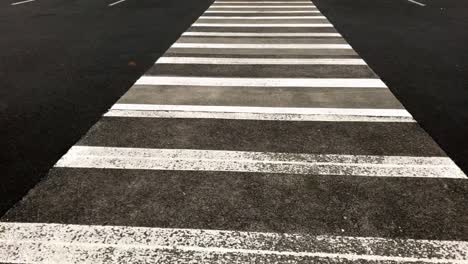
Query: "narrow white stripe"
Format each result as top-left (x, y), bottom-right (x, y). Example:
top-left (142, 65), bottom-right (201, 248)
top-left (192, 23), bottom-right (333, 27)
top-left (209, 5), bottom-right (316, 8)
top-left (54, 147), bottom-right (466, 178)
top-left (107, 104), bottom-right (415, 122)
top-left (135, 76), bottom-right (387, 88)
top-left (204, 10), bottom-right (320, 13)
top-left (182, 32), bottom-right (341, 37)
top-left (199, 16), bottom-right (327, 19)
top-left (108, 0), bottom-right (127, 6)
top-left (407, 0), bottom-right (426, 6)
top-left (2, 223), bottom-right (467, 264)
top-left (156, 57), bottom-right (365, 65)
top-left (171, 43), bottom-right (348, 49)
top-left (213, 0), bottom-right (311, 2)
top-left (10, 0), bottom-right (35, 5)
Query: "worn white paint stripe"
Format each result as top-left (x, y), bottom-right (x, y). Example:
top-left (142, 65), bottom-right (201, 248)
top-left (106, 104), bottom-right (414, 122)
top-left (204, 10), bottom-right (320, 13)
top-left (156, 57), bottom-right (364, 65)
top-left (199, 16), bottom-right (327, 19)
top-left (10, 0), bottom-right (35, 5)
top-left (192, 23), bottom-right (333, 27)
top-left (215, 1), bottom-right (312, 3)
top-left (171, 43), bottom-right (348, 49)
top-left (135, 76), bottom-right (387, 88)
top-left (209, 5), bottom-right (316, 8)
top-left (105, 109), bottom-right (415, 122)
top-left (108, 0), bottom-right (127, 6)
top-left (54, 147), bottom-right (466, 178)
top-left (407, 0), bottom-right (426, 6)
top-left (2, 222), bottom-right (467, 263)
top-left (182, 32), bottom-right (341, 37)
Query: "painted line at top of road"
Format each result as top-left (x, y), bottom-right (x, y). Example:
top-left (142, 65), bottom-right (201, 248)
top-left (108, 0), bottom-right (127, 6)
top-left (135, 76), bottom-right (386, 88)
top-left (214, 1), bottom-right (313, 3)
top-left (407, 0), bottom-right (426, 6)
top-left (10, 0), bottom-right (35, 5)
top-left (2, 222), bottom-right (467, 263)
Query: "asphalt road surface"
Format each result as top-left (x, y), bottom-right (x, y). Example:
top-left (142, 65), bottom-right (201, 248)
top-left (1, 0), bottom-right (467, 262)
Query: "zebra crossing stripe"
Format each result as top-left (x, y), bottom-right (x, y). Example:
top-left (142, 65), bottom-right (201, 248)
top-left (1, 222), bottom-right (467, 263)
top-left (106, 104), bottom-right (415, 122)
top-left (209, 5), bottom-right (317, 8)
top-left (192, 23), bottom-right (332, 27)
top-left (134, 76), bottom-right (387, 88)
top-left (171, 43), bottom-right (347, 48)
top-left (198, 16), bottom-right (327, 19)
top-left (54, 146), bottom-right (466, 178)
top-left (156, 57), bottom-right (365, 65)
top-left (204, 10), bottom-right (320, 13)
top-left (182, 32), bottom-right (341, 36)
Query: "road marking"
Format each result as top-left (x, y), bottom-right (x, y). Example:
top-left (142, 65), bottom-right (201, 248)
top-left (193, 23), bottom-right (332, 27)
top-left (214, 1), bottom-right (312, 3)
top-left (210, 5), bottom-right (315, 8)
top-left (204, 10), bottom-right (320, 13)
top-left (182, 32), bottom-right (341, 37)
top-left (199, 16), bottom-right (327, 19)
top-left (10, 0), bottom-right (35, 5)
top-left (54, 146), bottom-right (465, 178)
top-left (407, 0), bottom-right (426, 6)
top-left (135, 76), bottom-right (387, 88)
top-left (108, 0), bottom-right (127, 6)
top-left (156, 57), bottom-right (365, 65)
top-left (171, 43), bottom-right (348, 49)
top-left (2, 222), bottom-right (467, 263)
top-left (107, 104), bottom-right (415, 122)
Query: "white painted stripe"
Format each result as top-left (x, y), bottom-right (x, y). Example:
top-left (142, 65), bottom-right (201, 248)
top-left (192, 23), bottom-right (333, 27)
top-left (209, 5), bottom-right (316, 8)
top-left (156, 57), bottom-right (365, 65)
top-left (407, 0), bottom-right (426, 6)
top-left (108, 0), bottom-right (127, 6)
top-left (213, 0), bottom-right (311, 2)
top-left (54, 147), bottom-right (466, 178)
top-left (10, 0), bottom-right (35, 5)
top-left (171, 43), bottom-right (348, 49)
top-left (199, 16), bottom-right (327, 19)
top-left (204, 10), bottom-right (320, 13)
top-left (135, 76), bottom-right (387, 88)
top-left (2, 222), bottom-right (467, 264)
top-left (107, 104), bottom-right (415, 122)
top-left (182, 32), bottom-right (341, 37)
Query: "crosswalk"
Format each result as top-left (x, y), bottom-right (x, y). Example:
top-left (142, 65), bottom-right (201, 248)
top-left (1, 0), bottom-right (467, 263)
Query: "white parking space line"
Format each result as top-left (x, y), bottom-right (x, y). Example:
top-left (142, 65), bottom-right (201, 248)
top-left (10, 0), bottom-right (36, 5)
top-left (108, 0), bottom-right (127, 6)
top-left (407, 0), bottom-right (426, 6)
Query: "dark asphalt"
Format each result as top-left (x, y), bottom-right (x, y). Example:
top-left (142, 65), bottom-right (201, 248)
top-left (1, 0), bottom-right (467, 225)
top-left (0, 0), bottom-right (213, 215)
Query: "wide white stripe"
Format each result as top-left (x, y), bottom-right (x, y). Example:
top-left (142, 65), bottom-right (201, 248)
top-left (106, 104), bottom-right (415, 122)
top-left (204, 10), bottom-right (320, 13)
top-left (2, 222), bottom-right (467, 264)
top-left (156, 57), bottom-right (365, 65)
top-left (209, 5), bottom-right (316, 8)
top-left (199, 16), bottom-right (326, 19)
top-left (171, 43), bottom-right (348, 49)
top-left (215, 1), bottom-right (312, 3)
top-left (10, 0), bottom-right (35, 5)
top-left (135, 76), bottom-right (387, 88)
top-left (192, 23), bottom-right (332, 27)
top-left (54, 147), bottom-right (466, 178)
top-left (182, 32), bottom-right (341, 37)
